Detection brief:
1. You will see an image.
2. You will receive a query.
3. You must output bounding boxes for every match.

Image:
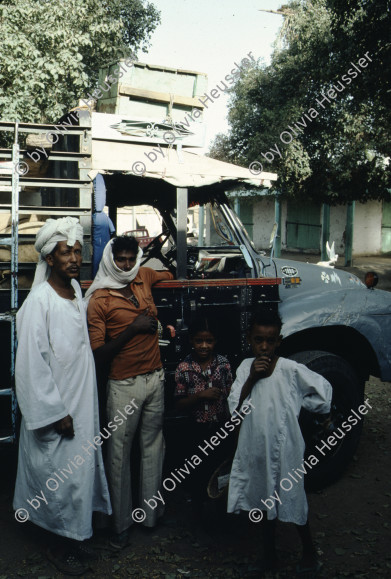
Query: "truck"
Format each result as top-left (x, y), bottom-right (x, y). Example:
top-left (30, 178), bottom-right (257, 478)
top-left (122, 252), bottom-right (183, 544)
top-left (1, 64), bottom-right (390, 491)
top-left (124, 229), bottom-right (155, 248)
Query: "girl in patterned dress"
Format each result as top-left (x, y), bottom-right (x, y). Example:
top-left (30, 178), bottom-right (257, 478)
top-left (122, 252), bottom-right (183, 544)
top-left (175, 317), bottom-right (233, 509)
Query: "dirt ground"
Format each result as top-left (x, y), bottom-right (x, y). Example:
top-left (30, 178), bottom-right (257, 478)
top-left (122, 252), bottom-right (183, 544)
top-left (0, 376), bottom-right (390, 579)
top-left (1, 254), bottom-right (390, 578)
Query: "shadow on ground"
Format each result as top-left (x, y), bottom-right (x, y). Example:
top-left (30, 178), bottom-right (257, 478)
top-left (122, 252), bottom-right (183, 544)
top-left (0, 379), bottom-right (390, 578)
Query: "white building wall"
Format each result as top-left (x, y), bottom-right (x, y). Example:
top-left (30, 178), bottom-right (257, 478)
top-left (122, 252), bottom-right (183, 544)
top-left (329, 205), bottom-right (346, 256)
top-left (252, 196), bottom-right (277, 250)
top-left (320, 201), bottom-right (382, 256)
top-left (353, 200), bottom-right (382, 255)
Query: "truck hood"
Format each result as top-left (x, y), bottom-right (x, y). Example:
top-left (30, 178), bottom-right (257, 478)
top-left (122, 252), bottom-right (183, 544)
top-left (267, 257), bottom-right (391, 380)
top-left (270, 257), bottom-right (367, 298)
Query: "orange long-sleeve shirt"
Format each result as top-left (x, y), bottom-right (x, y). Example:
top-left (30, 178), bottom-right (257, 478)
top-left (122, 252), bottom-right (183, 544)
top-left (87, 267), bottom-right (173, 379)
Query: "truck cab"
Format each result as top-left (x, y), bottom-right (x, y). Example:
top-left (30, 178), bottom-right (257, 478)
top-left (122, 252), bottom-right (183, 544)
top-left (1, 105), bottom-right (390, 489)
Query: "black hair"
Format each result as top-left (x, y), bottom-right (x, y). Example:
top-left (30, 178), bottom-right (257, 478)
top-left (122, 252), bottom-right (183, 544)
top-left (248, 308), bottom-right (282, 333)
top-left (111, 235), bottom-right (139, 256)
top-left (188, 316), bottom-right (218, 339)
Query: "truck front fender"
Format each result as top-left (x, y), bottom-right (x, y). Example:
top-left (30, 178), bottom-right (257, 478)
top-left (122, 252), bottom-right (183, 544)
top-left (279, 289), bottom-right (391, 381)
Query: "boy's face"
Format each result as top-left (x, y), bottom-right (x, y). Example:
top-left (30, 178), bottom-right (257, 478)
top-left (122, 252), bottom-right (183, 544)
top-left (247, 324), bottom-right (281, 359)
top-left (190, 330), bottom-right (216, 362)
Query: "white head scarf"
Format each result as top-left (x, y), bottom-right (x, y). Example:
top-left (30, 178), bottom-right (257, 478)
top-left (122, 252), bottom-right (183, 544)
top-left (32, 217), bottom-right (84, 287)
top-left (84, 238), bottom-right (143, 301)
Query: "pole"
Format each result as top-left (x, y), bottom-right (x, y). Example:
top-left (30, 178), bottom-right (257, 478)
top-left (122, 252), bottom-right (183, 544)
top-left (198, 205), bottom-right (204, 247)
top-left (274, 196), bottom-right (281, 258)
top-left (321, 203), bottom-right (330, 260)
top-left (345, 201), bottom-right (355, 266)
top-left (176, 187), bottom-right (188, 279)
top-left (234, 197), bottom-right (240, 218)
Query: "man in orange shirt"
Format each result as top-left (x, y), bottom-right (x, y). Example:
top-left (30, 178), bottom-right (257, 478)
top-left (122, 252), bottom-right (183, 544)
top-left (86, 235), bottom-right (173, 549)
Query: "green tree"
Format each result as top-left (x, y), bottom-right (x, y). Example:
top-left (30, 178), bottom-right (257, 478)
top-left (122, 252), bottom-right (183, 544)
top-left (209, 0), bottom-right (390, 203)
top-left (0, 0), bottom-right (160, 123)
top-left (327, 0), bottom-right (390, 155)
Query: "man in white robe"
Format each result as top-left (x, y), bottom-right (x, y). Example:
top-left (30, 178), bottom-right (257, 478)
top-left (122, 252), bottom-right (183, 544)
top-left (13, 217), bottom-right (111, 575)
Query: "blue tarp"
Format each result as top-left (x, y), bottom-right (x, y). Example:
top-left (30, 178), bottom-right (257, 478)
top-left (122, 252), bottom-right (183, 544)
top-left (92, 174), bottom-right (115, 276)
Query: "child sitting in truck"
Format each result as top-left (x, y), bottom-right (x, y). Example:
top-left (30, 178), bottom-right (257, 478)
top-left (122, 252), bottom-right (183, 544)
top-left (175, 317), bottom-right (233, 510)
top-left (227, 309), bottom-right (332, 576)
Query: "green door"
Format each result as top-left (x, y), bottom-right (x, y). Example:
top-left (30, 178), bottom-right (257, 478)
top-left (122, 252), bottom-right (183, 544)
top-left (238, 201), bottom-right (253, 240)
top-left (286, 203), bottom-right (321, 251)
top-left (381, 201), bottom-right (391, 253)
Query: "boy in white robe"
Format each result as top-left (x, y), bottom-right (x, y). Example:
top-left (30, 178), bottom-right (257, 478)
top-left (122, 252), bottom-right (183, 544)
top-left (227, 310), bottom-right (332, 576)
top-left (13, 217), bottom-right (111, 576)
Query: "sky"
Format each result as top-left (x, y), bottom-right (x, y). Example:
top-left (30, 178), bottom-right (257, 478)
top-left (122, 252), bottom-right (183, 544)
top-left (141, 0), bottom-right (284, 151)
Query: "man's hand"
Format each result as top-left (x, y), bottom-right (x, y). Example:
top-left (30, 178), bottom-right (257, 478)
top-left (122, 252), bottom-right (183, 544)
top-left (93, 308), bottom-right (158, 364)
top-left (250, 355), bottom-right (272, 380)
top-left (198, 387), bottom-right (221, 401)
top-left (53, 415), bottom-right (74, 438)
top-left (166, 325), bottom-right (176, 338)
top-left (131, 310), bottom-right (158, 334)
top-left (238, 356), bottom-right (272, 408)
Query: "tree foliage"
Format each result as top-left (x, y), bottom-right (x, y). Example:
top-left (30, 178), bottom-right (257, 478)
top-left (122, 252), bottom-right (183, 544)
top-left (0, 0), bottom-right (160, 123)
top-left (209, 0), bottom-right (390, 204)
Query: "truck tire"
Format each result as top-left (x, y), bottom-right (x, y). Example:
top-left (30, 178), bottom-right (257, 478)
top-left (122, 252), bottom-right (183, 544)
top-left (288, 350), bottom-right (364, 491)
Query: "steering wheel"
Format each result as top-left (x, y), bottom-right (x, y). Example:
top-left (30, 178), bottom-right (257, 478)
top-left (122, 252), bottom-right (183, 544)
top-left (141, 229), bottom-right (174, 268)
top-left (162, 245), bottom-right (177, 271)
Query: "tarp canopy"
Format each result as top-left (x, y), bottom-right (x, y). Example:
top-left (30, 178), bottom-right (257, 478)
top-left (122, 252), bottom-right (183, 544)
top-left (90, 141), bottom-right (277, 191)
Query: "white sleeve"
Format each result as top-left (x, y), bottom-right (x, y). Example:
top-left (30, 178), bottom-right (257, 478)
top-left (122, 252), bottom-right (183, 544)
top-left (227, 359), bottom-right (253, 414)
top-left (296, 363), bottom-right (332, 414)
top-left (15, 294), bottom-right (67, 430)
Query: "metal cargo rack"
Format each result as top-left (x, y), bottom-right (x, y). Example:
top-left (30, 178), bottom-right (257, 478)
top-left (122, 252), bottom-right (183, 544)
top-left (0, 112), bottom-right (93, 443)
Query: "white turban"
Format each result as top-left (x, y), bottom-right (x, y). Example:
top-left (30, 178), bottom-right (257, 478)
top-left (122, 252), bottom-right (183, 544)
top-left (32, 217), bottom-right (84, 287)
top-left (84, 238), bottom-right (143, 301)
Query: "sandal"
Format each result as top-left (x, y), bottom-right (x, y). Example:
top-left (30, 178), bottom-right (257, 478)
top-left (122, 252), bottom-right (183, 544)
top-left (46, 547), bottom-right (89, 576)
top-left (109, 529), bottom-right (131, 550)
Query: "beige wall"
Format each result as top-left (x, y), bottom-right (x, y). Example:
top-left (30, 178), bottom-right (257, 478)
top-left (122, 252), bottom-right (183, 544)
top-left (252, 196), bottom-right (278, 250)
top-left (352, 200), bottom-right (382, 255)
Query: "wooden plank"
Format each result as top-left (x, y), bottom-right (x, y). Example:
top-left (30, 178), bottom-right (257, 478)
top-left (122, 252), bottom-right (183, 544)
top-left (118, 84), bottom-right (204, 109)
top-left (134, 61), bottom-right (207, 77)
top-left (0, 121), bottom-right (89, 134)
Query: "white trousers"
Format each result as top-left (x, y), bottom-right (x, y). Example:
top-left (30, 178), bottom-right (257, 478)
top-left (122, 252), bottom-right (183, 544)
top-left (106, 369), bottom-right (165, 532)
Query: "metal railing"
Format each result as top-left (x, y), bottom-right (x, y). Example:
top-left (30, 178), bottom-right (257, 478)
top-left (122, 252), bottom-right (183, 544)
top-left (0, 112), bottom-right (93, 442)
